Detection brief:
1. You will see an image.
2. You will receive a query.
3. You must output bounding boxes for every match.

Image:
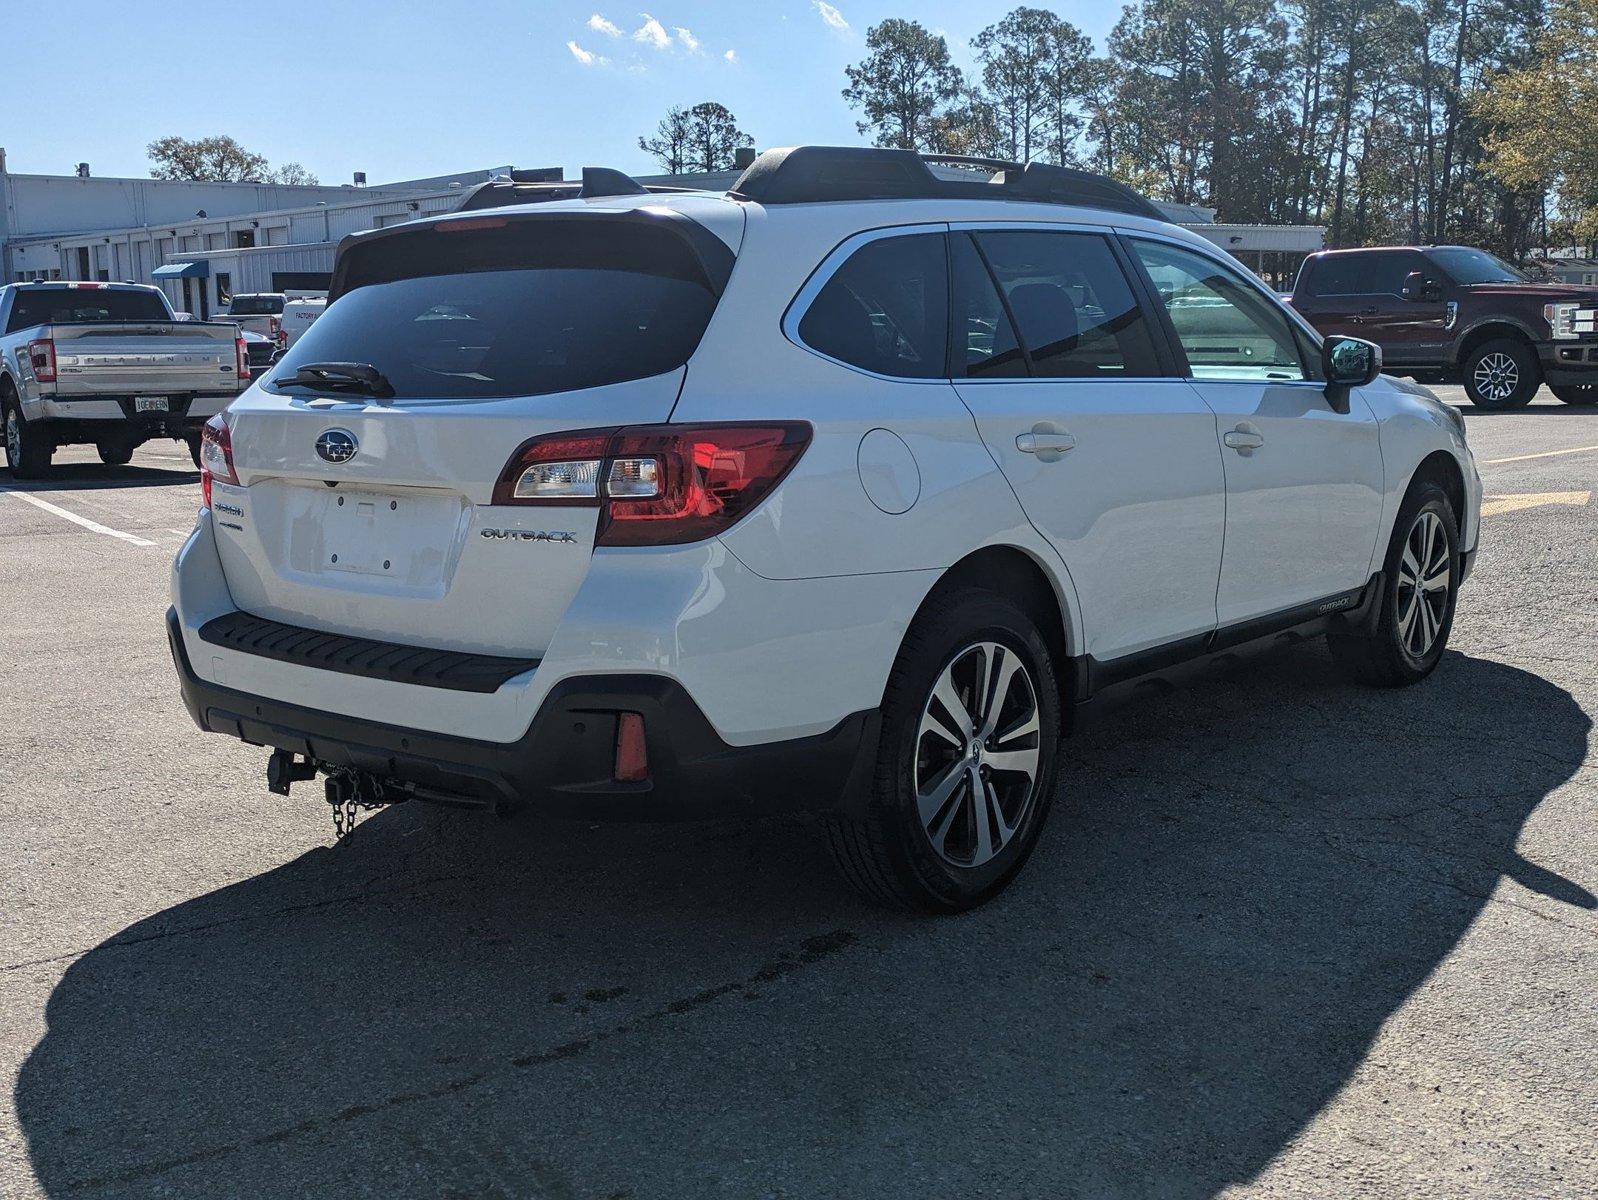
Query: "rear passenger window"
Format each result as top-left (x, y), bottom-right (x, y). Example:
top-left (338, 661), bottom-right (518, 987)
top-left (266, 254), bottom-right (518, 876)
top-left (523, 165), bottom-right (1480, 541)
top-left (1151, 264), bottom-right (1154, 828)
top-left (798, 234), bottom-right (948, 379)
top-left (972, 231), bottom-right (1160, 378)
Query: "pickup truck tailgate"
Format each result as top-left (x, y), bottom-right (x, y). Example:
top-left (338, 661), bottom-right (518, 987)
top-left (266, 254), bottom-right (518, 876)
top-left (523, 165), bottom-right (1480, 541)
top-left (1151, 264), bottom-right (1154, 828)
top-left (48, 322), bottom-right (242, 397)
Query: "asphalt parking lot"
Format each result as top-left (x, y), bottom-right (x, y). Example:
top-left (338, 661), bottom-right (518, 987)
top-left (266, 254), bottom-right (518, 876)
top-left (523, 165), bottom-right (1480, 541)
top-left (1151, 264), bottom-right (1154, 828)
top-left (2, 387), bottom-right (1595, 1199)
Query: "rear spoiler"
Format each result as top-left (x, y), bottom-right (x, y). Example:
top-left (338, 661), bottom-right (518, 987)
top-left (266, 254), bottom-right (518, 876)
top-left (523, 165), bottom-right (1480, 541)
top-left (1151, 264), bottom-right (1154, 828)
top-left (327, 208), bottom-right (736, 303)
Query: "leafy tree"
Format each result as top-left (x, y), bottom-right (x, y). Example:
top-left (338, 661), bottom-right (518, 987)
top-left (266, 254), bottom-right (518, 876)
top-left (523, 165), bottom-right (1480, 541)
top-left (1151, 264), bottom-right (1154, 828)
top-left (843, 19), bottom-right (965, 150)
top-left (267, 162), bottom-right (319, 186)
top-left (972, 8), bottom-right (1055, 161)
top-left (639, 105), bottom-right (694, 173)
top-left (147, 136), bottom-right (319, 186)
top-left (147, 135), bottom-right (269, 182)
top-left (682, 102), bottom-right (754, 172)
top-left (1476, 0), bottom-right (1598, 245)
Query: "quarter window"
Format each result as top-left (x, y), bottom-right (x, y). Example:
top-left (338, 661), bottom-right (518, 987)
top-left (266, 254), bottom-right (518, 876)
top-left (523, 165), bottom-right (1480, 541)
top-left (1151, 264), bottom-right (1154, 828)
top-left (1132, 241), bottom-right (1307, 382)
top-left (972, 231), bottom-right (1160, 378)
top-left (798, 234), bottom-right (948, 379)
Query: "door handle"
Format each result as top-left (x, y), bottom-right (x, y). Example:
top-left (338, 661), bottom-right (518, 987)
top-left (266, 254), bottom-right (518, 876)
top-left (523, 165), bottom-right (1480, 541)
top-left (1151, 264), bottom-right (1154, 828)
top-left (1223, 426), bottom-right (1265, 452)
top-left (1015, 425), bottom-right (1076, 462)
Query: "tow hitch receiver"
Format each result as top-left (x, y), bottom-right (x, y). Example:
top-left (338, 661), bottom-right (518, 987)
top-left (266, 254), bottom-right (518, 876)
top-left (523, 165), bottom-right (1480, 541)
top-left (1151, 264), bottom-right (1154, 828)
top-left (324, 769), bottom-right (405, 844)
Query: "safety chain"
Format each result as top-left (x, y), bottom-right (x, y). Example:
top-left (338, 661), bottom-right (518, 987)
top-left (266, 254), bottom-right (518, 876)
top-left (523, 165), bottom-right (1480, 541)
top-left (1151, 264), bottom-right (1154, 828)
top-left (326, 771), bottom-right (391, 845)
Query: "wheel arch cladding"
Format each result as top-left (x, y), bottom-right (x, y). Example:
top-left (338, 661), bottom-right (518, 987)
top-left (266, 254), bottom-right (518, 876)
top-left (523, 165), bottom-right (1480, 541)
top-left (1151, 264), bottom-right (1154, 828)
top-left (1457, 321), bottom-right (1534, 364)
top-left (1411, 449), bottom-right (1465, 521)
top-left (917, 545), bottom-right (1076, 706)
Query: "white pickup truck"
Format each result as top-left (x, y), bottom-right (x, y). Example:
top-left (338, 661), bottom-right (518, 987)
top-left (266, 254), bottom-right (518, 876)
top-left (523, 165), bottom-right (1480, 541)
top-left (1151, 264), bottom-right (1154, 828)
top-left (1, 281), bottom-right (250, 478)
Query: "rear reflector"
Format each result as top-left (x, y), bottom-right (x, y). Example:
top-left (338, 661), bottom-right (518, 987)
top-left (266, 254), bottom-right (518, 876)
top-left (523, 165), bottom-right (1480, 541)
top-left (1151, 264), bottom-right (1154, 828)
top-left (614, 712), bottom-right (649, 782)
top-left (493, 423), bottom-right (812, 546)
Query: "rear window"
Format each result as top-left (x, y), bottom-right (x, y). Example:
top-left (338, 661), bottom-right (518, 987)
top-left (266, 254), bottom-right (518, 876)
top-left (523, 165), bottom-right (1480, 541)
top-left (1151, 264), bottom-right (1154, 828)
top-left (267, 219), bottom-right (723, 399)
top-left (7, 288), bottom-right (169, 332)
top-left (226, 295), bottom-right (284, 316)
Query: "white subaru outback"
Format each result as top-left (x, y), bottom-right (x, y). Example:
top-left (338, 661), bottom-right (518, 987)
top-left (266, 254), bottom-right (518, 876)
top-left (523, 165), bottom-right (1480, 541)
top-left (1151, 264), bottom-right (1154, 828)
top-left (168, 146), bottom-right (1482, 912)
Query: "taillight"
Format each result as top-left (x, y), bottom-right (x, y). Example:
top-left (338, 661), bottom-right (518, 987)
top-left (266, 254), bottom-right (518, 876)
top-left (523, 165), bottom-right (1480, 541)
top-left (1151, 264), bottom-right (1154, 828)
top-left (27, 338), bottom-right (56, 384)
top-left (199, 413), bottom-right (238, 508)
top-left (269, 317), bottom-right (286, 349)
top-left (234, 337), bottom-right (250, 379)
top-left (492, 423), bottom-right (811, 547)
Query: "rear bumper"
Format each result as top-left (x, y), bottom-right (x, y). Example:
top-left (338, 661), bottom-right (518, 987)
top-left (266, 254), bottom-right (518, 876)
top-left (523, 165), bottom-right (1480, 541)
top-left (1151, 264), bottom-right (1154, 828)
top-left (167, 607), bottom-right (879, 820)
top-left (34, 393), bottom-right (236, 442)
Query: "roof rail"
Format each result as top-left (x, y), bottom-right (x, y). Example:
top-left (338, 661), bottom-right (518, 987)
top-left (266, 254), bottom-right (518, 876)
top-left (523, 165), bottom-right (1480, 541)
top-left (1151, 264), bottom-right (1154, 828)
top-left (456, 167), bottom-right (705, 213)
top-left (728, 145), bottom-right (1165, 222)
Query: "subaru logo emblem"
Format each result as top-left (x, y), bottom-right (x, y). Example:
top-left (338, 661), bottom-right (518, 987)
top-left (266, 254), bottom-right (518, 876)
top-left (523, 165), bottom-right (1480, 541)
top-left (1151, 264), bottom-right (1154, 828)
top-left (315, 429), bottom-right (358, 464)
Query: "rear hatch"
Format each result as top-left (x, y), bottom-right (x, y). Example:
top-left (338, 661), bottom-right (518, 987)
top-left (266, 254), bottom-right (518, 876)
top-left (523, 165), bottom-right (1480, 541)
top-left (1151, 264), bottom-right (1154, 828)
top-left (211, 200), bottom-right (741, 659)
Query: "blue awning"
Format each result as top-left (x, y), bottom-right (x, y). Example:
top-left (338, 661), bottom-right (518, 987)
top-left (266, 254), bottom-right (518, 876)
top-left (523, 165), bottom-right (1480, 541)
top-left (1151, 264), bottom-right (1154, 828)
top-left (152, 261), bottom-right (209, 279)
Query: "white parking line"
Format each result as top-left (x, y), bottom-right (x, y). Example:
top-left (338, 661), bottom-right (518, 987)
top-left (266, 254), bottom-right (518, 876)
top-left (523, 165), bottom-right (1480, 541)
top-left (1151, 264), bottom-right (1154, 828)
top-left (1482, 443), bottom-right (1598, 465)
top-left (0, 486), bottom-right (156, 547)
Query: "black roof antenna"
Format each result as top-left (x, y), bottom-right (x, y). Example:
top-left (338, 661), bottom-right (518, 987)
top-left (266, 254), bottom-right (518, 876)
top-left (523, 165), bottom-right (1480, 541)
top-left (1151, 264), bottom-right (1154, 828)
top-left (580, 167), bottom-right (648, 199)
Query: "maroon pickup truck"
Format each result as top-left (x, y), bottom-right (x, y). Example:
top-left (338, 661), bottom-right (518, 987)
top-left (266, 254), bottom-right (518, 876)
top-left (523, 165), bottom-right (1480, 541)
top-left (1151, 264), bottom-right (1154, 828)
top-left (1288, 245), bottom-right (1598, 409)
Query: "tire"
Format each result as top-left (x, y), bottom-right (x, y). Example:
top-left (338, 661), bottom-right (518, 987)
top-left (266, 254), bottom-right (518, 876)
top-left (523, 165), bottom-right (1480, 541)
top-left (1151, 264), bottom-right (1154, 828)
top-left (97, 442), bottom-right (135, 466)
top-left (186, 433), bottom-right (203, 469)
top-left (825, 587), bottom-right (1062, 913)
top-left (1328, 481), bottom-right (1460, 687)
top-left (1461, 337), bottom-right (1539, 409)
top-left (3, 397), bottom-right (52, 479)
top-left (1550, 384), bottom-right (1598, 406)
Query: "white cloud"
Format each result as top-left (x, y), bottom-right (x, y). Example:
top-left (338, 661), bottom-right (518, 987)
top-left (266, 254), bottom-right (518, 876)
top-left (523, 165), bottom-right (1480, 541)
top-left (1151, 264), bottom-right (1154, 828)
top-left (586, 13), bottom-right (622, 37)
top-left (633, 13), bottom-right (672, 49)
top-left (724, 48), bottom-right (738, 63)
top-left (674, 26), bottom-right (701, 53)
top-left (813, 1), bottom-right (849, 32)
top-left (566, 40), bottom-right (608, 65)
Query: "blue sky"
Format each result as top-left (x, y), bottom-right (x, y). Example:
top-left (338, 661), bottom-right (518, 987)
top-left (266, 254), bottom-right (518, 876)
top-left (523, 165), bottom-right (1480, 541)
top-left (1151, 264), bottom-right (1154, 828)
top-left (9, 0), bottom-right (1124, 184)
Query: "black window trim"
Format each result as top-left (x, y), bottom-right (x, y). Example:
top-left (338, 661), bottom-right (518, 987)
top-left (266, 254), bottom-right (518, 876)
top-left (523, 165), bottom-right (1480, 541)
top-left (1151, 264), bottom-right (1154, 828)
top-left (1119, 230), bottom-right (1328, 388)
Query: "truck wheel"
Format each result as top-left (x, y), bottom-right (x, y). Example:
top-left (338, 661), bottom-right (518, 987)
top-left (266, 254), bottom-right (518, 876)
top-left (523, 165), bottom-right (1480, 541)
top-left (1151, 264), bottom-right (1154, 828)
top-left (824, 587), bottom-right (1062, 913)
top-left (97, 442), bottom-right (135, 467)
top-left (1550, 384), bottom-right (1598, 406)
top-left (3, 399), bottom-right (52, 479)
top-left (1462, 338), bottom-right (1539, 410)
top-left (186, 433), bottom-right (203, 469)
top-left (1328, 481), bottom-right (1460, 688)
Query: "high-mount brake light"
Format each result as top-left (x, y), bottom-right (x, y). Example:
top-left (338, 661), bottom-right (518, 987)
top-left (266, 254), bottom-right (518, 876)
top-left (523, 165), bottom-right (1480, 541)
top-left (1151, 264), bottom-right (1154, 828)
top-left (234, 336), bottom-right (250, 379)
top-left (434, 217), bottom-right (510, 233)
top-left (27, 338), bottom-right (57, 384)
top-left (199, 413), bottom-right (238, 508)
top-left (493, 423), bottom-right (812, 546)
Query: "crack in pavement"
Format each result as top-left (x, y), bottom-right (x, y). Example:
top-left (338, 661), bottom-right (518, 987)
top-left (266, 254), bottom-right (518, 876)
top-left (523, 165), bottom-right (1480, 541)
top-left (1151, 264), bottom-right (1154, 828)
top-left (48, 928), bottom-right (859, 1196)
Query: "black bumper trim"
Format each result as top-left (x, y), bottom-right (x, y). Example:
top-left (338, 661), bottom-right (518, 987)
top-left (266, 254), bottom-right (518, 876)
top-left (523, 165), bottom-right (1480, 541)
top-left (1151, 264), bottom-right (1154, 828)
top-left (199, 610), bottom-right (540, 694)
top-left (168, 608), bottom-right (880, 820)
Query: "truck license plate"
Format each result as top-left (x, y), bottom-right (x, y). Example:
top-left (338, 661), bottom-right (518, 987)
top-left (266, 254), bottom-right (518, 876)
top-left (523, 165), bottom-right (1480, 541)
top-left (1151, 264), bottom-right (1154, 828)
top-left (134, 396), bottom-right (170, 413)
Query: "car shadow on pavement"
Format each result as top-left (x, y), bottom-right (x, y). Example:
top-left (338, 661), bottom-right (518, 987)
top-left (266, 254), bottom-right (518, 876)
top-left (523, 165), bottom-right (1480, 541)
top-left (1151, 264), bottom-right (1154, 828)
top-left (1, 464), bottom-right (197, 489)
top-left (14, 647), bottom-right (1593, 1198)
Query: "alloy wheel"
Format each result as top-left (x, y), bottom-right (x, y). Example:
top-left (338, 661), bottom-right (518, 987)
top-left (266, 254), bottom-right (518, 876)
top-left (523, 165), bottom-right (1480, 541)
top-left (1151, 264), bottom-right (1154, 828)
top-left (914, 641), bottom-right (1042, 868)
top-left (1396, 510), bottom-right (1450, 659)
top-left (1471, 352), bottom-right (1520, 402)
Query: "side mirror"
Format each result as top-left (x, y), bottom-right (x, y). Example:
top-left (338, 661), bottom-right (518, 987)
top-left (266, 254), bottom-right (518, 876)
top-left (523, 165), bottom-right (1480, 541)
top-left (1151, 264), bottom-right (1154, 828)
top-left (1401, 270), bottom-right (1442, 302)
top-left (1323, 336), bottom-right (1382, 387)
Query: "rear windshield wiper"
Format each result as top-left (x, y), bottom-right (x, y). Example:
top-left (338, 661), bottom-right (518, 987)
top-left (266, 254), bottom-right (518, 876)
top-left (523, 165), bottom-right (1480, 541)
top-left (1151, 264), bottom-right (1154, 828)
top-left (273, 361), bottom-right (396, 399)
